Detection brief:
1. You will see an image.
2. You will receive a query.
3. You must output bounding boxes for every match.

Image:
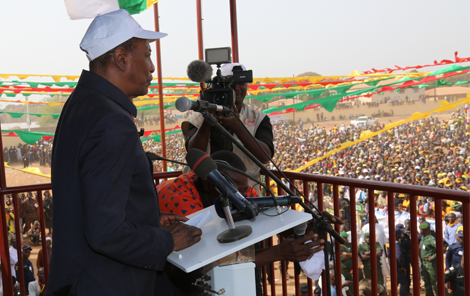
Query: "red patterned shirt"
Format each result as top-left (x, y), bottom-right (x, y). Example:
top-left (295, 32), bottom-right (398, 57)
top-left (157, 172), bottom-right (258, 216)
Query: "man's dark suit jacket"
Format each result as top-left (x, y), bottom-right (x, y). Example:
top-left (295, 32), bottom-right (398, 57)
top-left (48, 70), bottom-right (174, 295)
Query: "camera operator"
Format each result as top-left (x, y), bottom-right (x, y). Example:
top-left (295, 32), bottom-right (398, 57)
top-left (182, 63), bottom-right (274, 187)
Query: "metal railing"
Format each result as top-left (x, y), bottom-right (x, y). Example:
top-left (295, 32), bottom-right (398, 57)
top-left (0, 170), bottom-right (468, 295)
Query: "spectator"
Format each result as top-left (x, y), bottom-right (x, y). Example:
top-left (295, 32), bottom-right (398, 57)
top-left (27, 221), bottom-right (41, 246)
top-left (28, 267), bottom-right (45, 296)
top-left (36, 237), bottom-right (52, 272)
top-left (15, 245), bottom-right (35, 295)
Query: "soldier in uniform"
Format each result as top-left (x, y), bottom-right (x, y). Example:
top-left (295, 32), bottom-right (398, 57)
top-left (358, 279), bottom-right (386, 296)
top-left (359, 232), bottom-right (384, 286)
top-left (444, 254), bottom-right (465, 296)
top-left (340, 232), bottom-right (354, 293)
top-left (419, 222), bottom-right (437, 296)
top-left (395, 228), bottom-right (411, 296)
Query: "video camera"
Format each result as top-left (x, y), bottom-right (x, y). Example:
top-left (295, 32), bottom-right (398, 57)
top-left (202, 47), bottom-right (253, 113)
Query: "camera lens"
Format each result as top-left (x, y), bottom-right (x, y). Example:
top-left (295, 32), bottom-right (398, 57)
top-left (214, 93), bottom-right (228, 105)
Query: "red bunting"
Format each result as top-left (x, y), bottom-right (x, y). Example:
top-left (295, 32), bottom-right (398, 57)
top-left (363, 52), bottom-right (470, 74)
top-left (142, 125), bottom-right (181, 136)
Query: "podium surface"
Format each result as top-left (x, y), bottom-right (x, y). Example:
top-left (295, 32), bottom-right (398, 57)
top-left (167, 206), bottom-right (311, 272)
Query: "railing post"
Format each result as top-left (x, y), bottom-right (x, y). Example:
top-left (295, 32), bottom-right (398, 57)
top-left (303, 180), bottom-right (313, 296)
top-left (12, 193), bottom-right (25, 296)
top-left (348, 187), bottom-right (359, 296)
top-left (269, 236), bottom-right (276, 296)
top-left (463, 202), bottom-right (470, 296)
top-left (317, 183), bottom-right (327, 296)
top-left (36, 190), bottom-right (49, 284)
top-left (409, 195), bottom-right (420, 296)
top-left (0, 193), bottom-right (13, 296)
top-left (368, 189), bottom-right (378, 296)
top-left (333, 185), bottom-right (342, 294)
top-left (434, 199), bottom-right (445, 296)
top-left (387, 192), bottom-right (398, 296)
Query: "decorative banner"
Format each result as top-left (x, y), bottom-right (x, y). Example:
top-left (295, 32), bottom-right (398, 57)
top-left (4, 163), bottom-right (51, 178)
top-left (65, 0), bottom-right (160, 20)
top-left (1, 130), bottom-right (54, 144)
top-left (362, 51), bottom-right (470, 74)
top-left (263, 64), bottom-right (470, 114)
top-left (140, 129), bottom-right (182, 142)
top-left (293, 94), bottom-right (470, 172)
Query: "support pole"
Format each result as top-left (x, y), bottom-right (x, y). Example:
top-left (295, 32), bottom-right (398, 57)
top-left (229, 0), bottom-right (239, 62)
top-left (196, 0), bottom-right (204, 60)
top-left (153, 3), bottom-right (167, 171)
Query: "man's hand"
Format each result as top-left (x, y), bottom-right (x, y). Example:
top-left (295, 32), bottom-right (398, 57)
top-left (216, 105), bottom-right (241, 131)
top-left (160, 212), bottom-right (188, 227)
top-left (362, 287), bottom-right (372, 296)
top-left (425, 256), bottom-right (434, 262)
top-left (342, 281), bottom-right (351, 288)
top-left (321, 211), bottom-right (344, 225)
top-left (169, 222), bottom-right (202, 251)
top-left (277, 234), bottom-right (325, 262)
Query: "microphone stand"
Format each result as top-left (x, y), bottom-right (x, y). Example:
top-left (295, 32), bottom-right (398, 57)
top-left (202, 111), bottom-right (343, 296)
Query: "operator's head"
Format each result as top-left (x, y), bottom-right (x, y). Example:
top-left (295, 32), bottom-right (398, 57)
top-left (202, 151), bottom-right (249, 202)
top-left (80, 9), bottom-right (167, 99)
top-left (221, 63), bottom-right (248, 108)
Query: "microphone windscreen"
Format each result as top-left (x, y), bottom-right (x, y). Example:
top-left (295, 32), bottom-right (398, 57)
top-left (186, 149), bottom-right (217, 180)
top-left (175, 96), bottom-right (192, 112)
top-left (187, 60), bottom-right (213, 83)
top-left (293, 222), bottom-right (308, 236)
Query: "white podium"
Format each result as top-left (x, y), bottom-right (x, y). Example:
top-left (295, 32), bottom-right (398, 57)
top-left (167, 205), bottom-right (311, 295)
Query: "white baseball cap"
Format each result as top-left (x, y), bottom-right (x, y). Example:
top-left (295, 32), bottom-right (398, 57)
top-left (221, 63), bottom-right (246, 76)
top-left (80, 9), bottom-right (167, 61)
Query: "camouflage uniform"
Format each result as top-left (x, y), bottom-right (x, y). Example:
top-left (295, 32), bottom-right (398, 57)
top-left (421, 231), bottom-right (437, 296)
top-left (359, 241), bottom-right (384, 286)
top-left (340, 232), bottom-right (354, 294)
top-left (358, 279), bottom-right (385, 296)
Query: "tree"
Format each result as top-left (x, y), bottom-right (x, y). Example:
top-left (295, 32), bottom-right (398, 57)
top-left (296, 71), bottom-right (321, 77)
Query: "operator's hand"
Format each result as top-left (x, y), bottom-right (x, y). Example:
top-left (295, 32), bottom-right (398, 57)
top-left (160, 212), bottom-right (188, 227)
top-left (277, 234), bottom-right (325, 262)
top-left (169, 222), bottom-right (202, 251)
top-left (216, 104), bottom-right (241, 130)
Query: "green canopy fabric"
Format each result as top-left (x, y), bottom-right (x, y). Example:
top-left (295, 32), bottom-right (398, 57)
top-left (2, 130), bottom-right (54, 144)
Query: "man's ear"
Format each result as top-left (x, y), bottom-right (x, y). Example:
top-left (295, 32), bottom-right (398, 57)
top-left (113, 47), bottom-right (130, 71)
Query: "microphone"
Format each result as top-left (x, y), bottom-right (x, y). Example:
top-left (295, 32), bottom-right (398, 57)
top-left (175, 96), bottom-right (231, 113)
top-left (214, 195), bottom-right (302, 221)
top-left (187, 60), bottom-right (213, 83)
top-left (293, 222), bottom-right (308, 239)
top-left (186, 149), bottom-right (258, 220)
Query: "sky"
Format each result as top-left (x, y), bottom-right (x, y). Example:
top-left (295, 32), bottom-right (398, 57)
top-left (1, 0), bottom-right (469, 80)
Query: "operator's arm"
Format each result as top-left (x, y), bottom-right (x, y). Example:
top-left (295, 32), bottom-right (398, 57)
top-left (186, 118), bottom-right (211, 152)
top-left (217, 108), bottom-right (274, 163)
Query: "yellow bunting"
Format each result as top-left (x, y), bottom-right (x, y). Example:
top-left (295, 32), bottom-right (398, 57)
top-left (4, 163), bottom-right (51, 179)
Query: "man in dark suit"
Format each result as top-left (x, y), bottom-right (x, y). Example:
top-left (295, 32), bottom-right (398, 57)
top-left (48, 9), bottom-right (202, 296)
